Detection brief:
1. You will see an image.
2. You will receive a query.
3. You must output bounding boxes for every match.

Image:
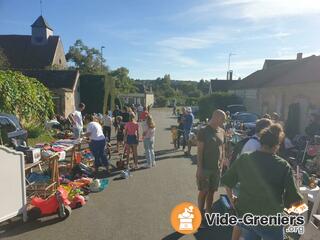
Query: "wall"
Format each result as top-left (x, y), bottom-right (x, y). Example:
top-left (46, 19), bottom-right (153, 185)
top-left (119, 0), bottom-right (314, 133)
top-left (232, 89), bottom-right (260, 114)
top-left (259, 82), bottom-right (320, 133)
top-left (52, 38), bottom-right (67, 69)
top-left (64, 91), bottom-right (76, 117)
top-left (51, 89), bottom-right (75, 117)
top-left (145, 93), bottom-right (154, 107)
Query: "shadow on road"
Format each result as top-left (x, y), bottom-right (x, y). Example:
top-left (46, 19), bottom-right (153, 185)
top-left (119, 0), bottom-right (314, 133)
top-left (162, 232), bottom-right (184, 240)
top-left (162, 226), bottom-right (232, 240)
top-left (0, 215), bottom-right (65, 238)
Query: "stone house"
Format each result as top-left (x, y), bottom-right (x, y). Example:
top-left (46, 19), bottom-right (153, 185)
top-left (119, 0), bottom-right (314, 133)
top-left (0, 15), bottom-right (79, 117)
top-left (22, 70), bottom-right (80, 117)
top-left (232, 53), bottom-right (320, 134)
top-left (118, 84), bottom-right (154, 108)
top-left (0, 16), bottom-right (67, 70)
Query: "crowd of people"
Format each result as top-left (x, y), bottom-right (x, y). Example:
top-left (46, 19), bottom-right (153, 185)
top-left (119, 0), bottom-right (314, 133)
top-left (66, 103), bottom-right (310, 239)
top-left (195, 109), bottom-right (303, 239)
top-left (67, 103), bottom-right (156, 173)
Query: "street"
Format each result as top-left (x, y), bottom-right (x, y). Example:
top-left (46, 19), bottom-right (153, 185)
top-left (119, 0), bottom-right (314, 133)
top-left (0, 108), bottom-right (229, 240)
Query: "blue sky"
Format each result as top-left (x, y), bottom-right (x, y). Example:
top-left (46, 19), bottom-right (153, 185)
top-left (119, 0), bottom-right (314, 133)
top-left (1, 0), bottom-right (320, 80)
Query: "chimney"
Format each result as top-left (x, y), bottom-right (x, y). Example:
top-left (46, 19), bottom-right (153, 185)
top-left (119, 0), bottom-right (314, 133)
top-left (227, 70), bottom-right (233, 80)
top-left (297, 53), bottom-right (303, 60)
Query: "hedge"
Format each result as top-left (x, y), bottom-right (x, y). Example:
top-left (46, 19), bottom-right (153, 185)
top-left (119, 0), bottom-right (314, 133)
top-left (0, 70), bottom-right (54, 127)
top-left (198, 92), bottom-right (242, 121)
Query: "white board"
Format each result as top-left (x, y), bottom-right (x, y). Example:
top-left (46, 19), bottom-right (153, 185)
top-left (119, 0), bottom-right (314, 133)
top-left (0, 145), bottom-right (27, 222)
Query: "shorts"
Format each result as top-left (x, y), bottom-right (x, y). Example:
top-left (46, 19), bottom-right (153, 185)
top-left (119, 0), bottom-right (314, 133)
top-left (117, 133), bottom-right (124, 142)
top-left (127, 135), bottom-right (138, 145)
top-left (197, 169), bottom-right (220, 192)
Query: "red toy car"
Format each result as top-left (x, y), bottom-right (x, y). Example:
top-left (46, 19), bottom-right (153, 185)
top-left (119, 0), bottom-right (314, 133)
top-left (28, 186), bottom-right (72, 220)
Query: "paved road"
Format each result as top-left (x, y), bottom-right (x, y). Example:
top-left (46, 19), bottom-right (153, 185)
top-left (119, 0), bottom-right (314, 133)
top-left (0, 108), bottom-right (229, 240)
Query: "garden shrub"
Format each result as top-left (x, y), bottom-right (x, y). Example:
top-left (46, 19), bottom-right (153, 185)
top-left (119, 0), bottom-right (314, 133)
top-left (0, 70), bottom-right (55, 127)
top-left (198, 92), bottom-right (242, 121)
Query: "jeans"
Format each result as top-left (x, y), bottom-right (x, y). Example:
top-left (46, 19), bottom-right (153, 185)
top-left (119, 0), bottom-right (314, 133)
top-left (183, 130), bottom-right (191, 150)
top-left (89, 139), bottom-right (108, 168)
top-left (239, 224), bottom-right (284, 240)
top-left (73, 127), bottom-right (83, 139)
top-left (144, 138), bottom-right (155, 167)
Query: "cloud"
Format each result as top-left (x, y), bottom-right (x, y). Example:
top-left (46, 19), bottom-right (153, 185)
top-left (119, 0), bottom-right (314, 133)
top-left (177, 0), bottom-right (320, 22)
top-left (157, 37), bottom-right (212, 50)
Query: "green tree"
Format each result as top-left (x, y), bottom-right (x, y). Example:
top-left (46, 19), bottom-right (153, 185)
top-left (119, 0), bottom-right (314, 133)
top-left (66, 39), bottom-right (108, 73)
top-left (0, 71), bottom-right (54, 127)
top-left (163, 74), bottom-right (171, 85)
top-left (110, 67), bottom-right (136, 94)
top-left (0, 48), bottom-right (9, 70)
top-left (198, 79), bottom-right (210, 95)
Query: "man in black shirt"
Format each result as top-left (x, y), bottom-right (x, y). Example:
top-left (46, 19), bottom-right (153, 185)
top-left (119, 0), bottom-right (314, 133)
top-left (197, 109), bottom-right (226, 214)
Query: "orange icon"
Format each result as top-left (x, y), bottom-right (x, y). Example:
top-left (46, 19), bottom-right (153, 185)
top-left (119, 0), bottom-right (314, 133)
top-left (170, 202), bottom-right (202, 235)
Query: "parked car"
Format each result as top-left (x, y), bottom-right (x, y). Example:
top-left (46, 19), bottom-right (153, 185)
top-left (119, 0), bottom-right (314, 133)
top-left (0, 113), bottom-right (28, 148)
top-left (232, 112), bottom-right (259, 134)
top-left (227, 104), bottom-right (247, 116)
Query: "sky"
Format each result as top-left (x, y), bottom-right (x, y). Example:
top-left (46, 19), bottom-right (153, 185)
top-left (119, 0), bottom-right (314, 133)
top-left (1, 0), bottom-right (320, 80)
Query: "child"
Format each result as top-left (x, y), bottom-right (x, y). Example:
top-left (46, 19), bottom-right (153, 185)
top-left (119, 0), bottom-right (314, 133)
top-left (116, 116), bottom-right (124, 153)
top-left (171, 126), bottom-right (178, 149)
top-left (177, 119), bottom-right (184, 149)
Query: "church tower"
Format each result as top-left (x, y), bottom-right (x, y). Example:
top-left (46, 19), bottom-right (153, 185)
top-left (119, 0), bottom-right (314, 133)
top-left (31, 15), bottom-right (53, 45)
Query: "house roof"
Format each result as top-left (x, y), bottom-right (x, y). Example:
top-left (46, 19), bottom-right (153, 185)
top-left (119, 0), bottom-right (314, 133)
top-left (0, 35), bottom-right (59, 69)
top-left (234, 55), bottom-right (320, 89)
top-left (262, 59), bottom-right (295, 70)
top-left (22, 70), bottom-right (79, 91)
top-left (31, 15), bottom-right (53, 31)
top-left (210, 79), bottom-right (238, 92)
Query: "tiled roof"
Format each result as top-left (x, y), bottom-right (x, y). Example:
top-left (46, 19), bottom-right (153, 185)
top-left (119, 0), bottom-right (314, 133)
top-left (22, 70), bottom-right (79, 91)
top-left (0, 35), bottom-right (59, 69)
top-left (234, 55), bottom-right (320, 89)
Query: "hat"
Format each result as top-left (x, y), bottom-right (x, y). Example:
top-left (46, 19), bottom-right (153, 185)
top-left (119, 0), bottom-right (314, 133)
top-left (186, 107), bottom-right (192, 113)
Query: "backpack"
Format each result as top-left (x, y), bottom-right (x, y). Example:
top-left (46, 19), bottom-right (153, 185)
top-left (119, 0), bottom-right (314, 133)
top-left (229, 136), bottom-right (259, 165)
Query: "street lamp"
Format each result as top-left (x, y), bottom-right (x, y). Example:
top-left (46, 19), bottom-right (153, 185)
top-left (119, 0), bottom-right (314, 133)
top-left (101, 46), bottom-right (105, 71)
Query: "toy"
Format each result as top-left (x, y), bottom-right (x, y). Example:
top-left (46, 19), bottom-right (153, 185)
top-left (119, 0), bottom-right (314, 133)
top-left (69, 195), bottom-right (86, 209)
top-left (27, 186), bottom-right (72, 220)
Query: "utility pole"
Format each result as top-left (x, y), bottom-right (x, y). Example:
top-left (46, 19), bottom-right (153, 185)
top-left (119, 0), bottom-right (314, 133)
top-left (40, 0), bottom-right (43, 15)
top-left (101, 46), bottom-right (105, 71)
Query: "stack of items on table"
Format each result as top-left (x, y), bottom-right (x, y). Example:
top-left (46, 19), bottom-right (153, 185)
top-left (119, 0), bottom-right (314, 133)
top-left (26, 138), bottom-right (109, 220)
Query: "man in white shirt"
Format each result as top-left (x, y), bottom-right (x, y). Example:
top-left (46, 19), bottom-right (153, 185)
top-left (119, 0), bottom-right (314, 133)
top-left (102, 110), bottom-right (112, 141)
top-left (241, 118), bottom-right (272, 154)
top-left (85, 115), bottom-right (108, 171)
top-left (69, 103), bottom-right (85, 139)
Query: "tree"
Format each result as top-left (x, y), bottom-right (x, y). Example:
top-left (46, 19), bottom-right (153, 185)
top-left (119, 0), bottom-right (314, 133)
top-left (198, 79), bottom-right (210, 95)
top-left (0, 48), bottom-right (9, 69)
top-left (163, 74), bottom-right (171, 85)
top-left (110, 67), bottom-right (136, 94)
top-left (65, 39), bottom-right (108, 73)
